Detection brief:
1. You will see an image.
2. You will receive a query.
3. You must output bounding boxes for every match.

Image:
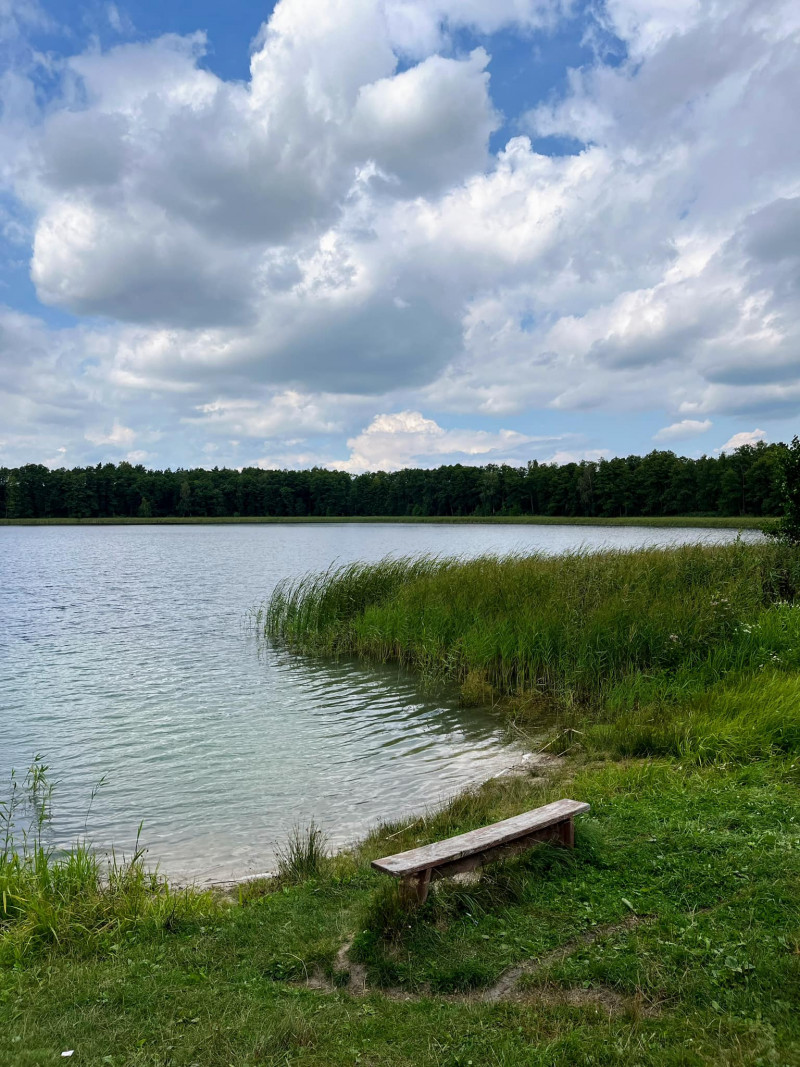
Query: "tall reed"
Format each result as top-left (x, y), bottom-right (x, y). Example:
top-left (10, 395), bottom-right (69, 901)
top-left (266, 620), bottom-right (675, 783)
top-left (263, 541), bottom-right (800, 711)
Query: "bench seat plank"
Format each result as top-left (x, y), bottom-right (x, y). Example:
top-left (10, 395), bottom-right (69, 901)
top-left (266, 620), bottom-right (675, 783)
top-left (372, 799), bottom-right (589, 878)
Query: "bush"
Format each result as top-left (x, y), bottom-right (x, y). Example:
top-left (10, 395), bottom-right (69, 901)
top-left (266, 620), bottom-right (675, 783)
top-left (276, 822), bottom-right (329, 884)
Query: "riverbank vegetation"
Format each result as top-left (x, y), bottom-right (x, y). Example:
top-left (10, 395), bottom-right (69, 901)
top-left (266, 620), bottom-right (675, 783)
top-left (1, 439), bottom-right (786, 520)
top-left (3, 539), bottom-right (800, 1064)
top-left (264, 540), bottom-right (800, 712)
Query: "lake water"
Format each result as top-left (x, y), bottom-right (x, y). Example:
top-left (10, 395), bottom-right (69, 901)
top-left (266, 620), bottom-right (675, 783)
top-left (0, 521), bottom-right (758, 882)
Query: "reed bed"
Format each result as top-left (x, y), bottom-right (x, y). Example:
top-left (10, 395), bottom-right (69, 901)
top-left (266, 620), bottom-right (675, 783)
top-left (263, 541), bottom-right (800, 704)
top-left (262, 541), bottom-right (800, 762)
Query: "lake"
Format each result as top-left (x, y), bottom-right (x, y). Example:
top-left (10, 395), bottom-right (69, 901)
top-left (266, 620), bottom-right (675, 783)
top-left (0, 522), bottom-right (759, 882)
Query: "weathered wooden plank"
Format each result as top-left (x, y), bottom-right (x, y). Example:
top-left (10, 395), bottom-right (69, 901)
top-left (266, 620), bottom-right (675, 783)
top-left (427, 824), bottom-right (567, 881)
top-left (372, 799), bottom-right (590, 878)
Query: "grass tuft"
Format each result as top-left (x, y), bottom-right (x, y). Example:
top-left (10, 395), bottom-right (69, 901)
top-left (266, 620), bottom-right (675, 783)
top-left (276, 822), bottom-right (329, 885)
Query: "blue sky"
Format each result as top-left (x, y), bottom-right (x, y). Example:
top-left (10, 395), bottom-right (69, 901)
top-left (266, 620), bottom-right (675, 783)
top-left (0, 0), bottom-right (798, 472)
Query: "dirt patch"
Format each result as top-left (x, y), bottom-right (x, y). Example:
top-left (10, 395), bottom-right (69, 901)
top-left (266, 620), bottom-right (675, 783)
top-left (303, 914), bottom-right (652, 1007)
top-left (513, 985), bottom-right (656, 1017)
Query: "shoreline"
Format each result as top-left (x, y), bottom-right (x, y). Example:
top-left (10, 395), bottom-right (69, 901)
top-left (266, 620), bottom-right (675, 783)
top-left (0, 514), bottom-right (770, 528)
top-left (6, 539), bottom-right (800, 1064)
top-left (182, 752), bottom-right (547, 892)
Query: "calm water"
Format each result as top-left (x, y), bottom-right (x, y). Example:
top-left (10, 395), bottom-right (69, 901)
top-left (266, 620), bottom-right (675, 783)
top-left (0, 522), bottom-right (758, 881)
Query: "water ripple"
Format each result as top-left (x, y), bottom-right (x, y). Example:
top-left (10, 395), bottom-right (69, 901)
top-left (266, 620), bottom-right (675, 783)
top-left (0, 522), bottom-right (758, 880)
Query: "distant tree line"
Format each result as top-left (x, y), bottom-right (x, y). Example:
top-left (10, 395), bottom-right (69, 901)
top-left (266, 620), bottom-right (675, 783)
top-left (0, 442), bottom-right (788, 520)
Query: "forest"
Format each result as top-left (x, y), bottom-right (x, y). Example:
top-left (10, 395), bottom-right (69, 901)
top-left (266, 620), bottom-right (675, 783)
top-left (0, 440), bottom-right (787, 520)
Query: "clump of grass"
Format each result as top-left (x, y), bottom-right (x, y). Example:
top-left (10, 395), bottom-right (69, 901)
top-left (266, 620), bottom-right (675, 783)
top-left (263, 541), bottom-right (800, 711)
top-left (460, 668), bottom-right (495, 706)
top-left (276, 822), bottom-right (329, 884)
top-left (259, 555), bottom-right (449, 653)
top-left (357, 879), bottom-right (416, 943)
top-left (588, 671), bottom-right (800, 763)
top-left (0, 759), bottom-right (215, 962)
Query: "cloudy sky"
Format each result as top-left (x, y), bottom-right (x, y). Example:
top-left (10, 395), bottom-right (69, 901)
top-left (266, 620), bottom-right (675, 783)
top-left (0, 0), bottom-right (798, 473)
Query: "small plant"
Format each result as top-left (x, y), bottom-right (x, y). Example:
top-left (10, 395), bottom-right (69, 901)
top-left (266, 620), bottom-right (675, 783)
top-left (356, 879), bottom-right (418, 944)
top-left (276, 822), bottom-right (329, 884)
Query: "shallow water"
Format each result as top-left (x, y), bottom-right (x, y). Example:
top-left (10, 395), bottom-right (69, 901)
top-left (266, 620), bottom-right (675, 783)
top-left (0, 521), bottom-right (758, 881)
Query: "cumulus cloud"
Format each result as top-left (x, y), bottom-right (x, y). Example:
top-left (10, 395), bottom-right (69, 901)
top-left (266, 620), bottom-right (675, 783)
top-left (330, 410), bottom-right (556, 473)
top-left (84, 420), bottom-right (137, 448)
top-left (716, 429), bottom-right (767, 453)
top-left (1, 0), bottom-right (799, 467)
top-left (189, 393), bottom-right (345, 438)
top-left (653, 419), bottom-right (712, 443)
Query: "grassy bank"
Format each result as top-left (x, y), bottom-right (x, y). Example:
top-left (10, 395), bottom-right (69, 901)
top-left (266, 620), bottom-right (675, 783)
top-left (264, 541), bottom-right (799, 702)
top-left (0, 514), bottom-right (771, 528)
top-left (2, 757), bottom-right (799, 1065)
top-left (4, 542), bottom-right (800, 1064)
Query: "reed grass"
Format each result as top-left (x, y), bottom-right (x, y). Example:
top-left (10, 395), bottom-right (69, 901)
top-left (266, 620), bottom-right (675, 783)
top-left (276, 822), bottom-right (329, 884)
top-left (263, 540), bottom-right (800, 711)
top-left (587, 671), bottom-right (800, 763)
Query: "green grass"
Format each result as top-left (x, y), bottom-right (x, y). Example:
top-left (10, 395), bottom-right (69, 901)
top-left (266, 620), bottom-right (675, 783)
top-left (0, 762), bottom-right (214, 968)
top-left (0, 514), bottom-right (772, 527)
top-left (263, 540), bottom-right (800, 710)
top-left (2, 758), bottom-right (799, 1065)
top-left (5, 540), bottom-right (800, 1064)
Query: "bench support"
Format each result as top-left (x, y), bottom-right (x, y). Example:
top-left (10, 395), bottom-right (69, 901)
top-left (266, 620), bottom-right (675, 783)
top-left (400, 867), bottom-right (432, 906)
top-left (398, 816), bottom-right (576, 906)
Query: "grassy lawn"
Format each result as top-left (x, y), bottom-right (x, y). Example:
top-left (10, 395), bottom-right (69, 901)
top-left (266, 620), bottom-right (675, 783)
top-left (3, 541), bottom-right (800, 1065)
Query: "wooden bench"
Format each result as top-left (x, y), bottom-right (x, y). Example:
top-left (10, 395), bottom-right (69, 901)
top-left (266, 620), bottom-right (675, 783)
top-left (372, 799), bottom-right (590, 904)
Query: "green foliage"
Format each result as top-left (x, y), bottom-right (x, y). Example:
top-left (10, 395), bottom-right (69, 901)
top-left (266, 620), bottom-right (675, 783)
top-left (771, 434), bottom-right (800, 543)
top-left (264, 540), bottom-right (800, 709)
top-left (276, 823), bottom-right (329, 885)
top-left (588, 671), bottom-right (800, 762)
top-left (0, 440), bottom-right (789, 520)
top-left (0, 761), bottom-right (215, 963)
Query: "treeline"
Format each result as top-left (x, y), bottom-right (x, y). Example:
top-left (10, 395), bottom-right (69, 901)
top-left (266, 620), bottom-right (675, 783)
top-left (0, 441), bottom-right (788, 520)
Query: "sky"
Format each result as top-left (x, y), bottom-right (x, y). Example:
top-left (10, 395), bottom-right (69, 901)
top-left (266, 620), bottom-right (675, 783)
top-left (0, 0), bottom-right (798, 474)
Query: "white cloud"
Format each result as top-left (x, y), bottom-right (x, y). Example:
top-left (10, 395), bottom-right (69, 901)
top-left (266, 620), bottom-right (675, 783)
top-left (106, 4), bottom-right (134, 35)
top-left (0, 0), bottom-right (799, 468)
top-left (653, 419), bottom-right (712, 442)
top-left (190, 393), bottom-right (345, 438)
top-left (716, 429), bottom-right (767, 453)
top-left (85, 420), bottom-right (137, 448)
top-left (330, 410), bottom-right (555, 472)
top-left (547, 449), bottom-right (611, 465)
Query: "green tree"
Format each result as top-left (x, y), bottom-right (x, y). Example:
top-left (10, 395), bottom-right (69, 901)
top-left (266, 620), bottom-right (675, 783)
top-left (772, 436), bottom-right (800, 543)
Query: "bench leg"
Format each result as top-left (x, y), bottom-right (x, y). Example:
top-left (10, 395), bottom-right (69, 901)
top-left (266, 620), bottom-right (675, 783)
top-left (400, 868), bottom-right (432, 906)
top-left (557, 817), bottom-right (575, 849)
